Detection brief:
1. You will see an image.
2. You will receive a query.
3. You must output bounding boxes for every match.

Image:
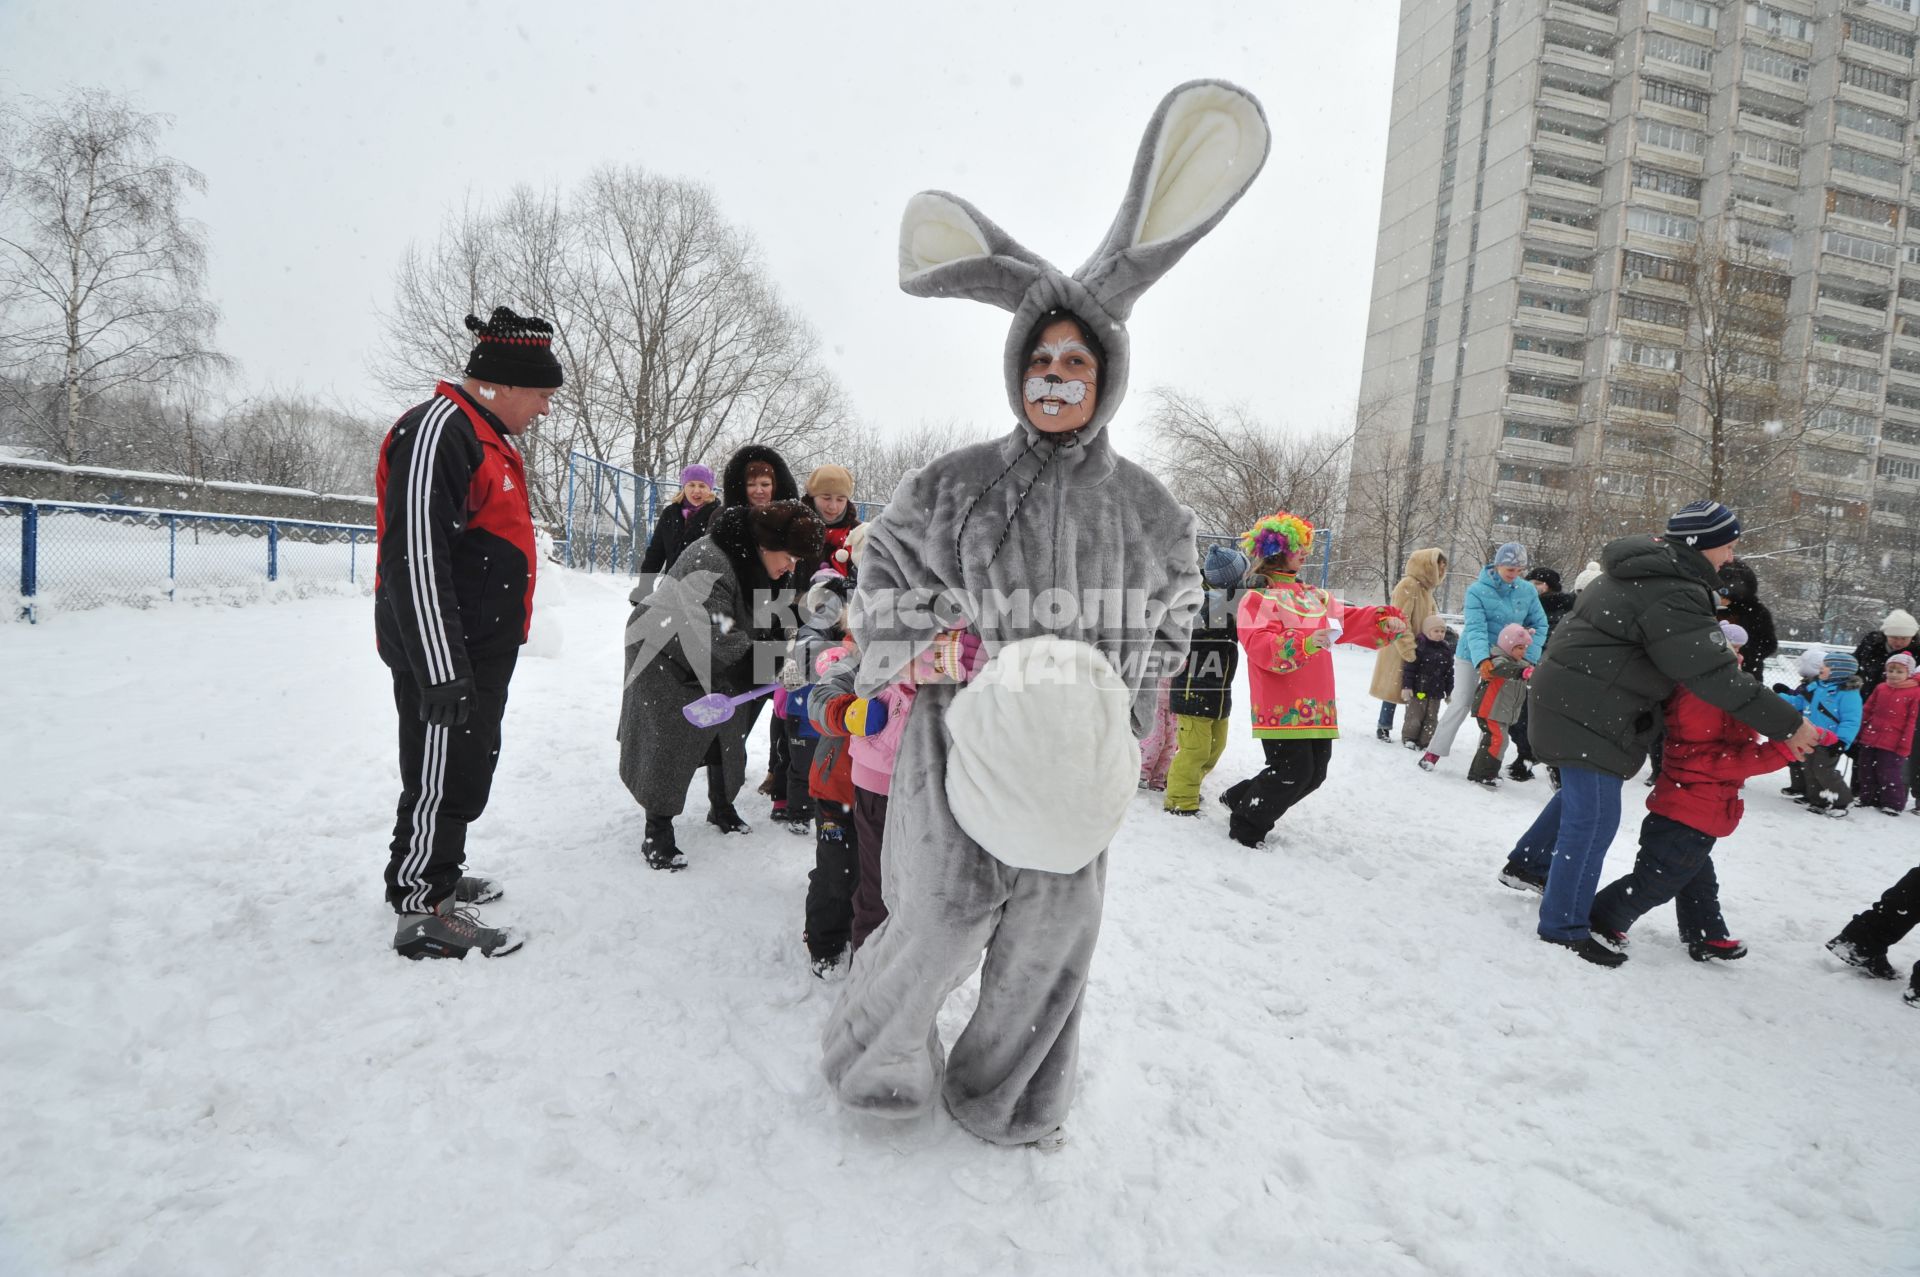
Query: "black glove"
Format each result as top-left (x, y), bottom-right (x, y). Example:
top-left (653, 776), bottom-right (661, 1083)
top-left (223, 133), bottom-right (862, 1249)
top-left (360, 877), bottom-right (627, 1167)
top-left (1770, 683), bottom-right (1791, 695)
top-left (419, 677), bottom-right (474, 727)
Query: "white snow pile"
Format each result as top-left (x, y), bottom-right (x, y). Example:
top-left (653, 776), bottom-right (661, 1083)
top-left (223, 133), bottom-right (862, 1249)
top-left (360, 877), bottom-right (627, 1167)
top-left (2, 574), bottom-right (1915, 1275)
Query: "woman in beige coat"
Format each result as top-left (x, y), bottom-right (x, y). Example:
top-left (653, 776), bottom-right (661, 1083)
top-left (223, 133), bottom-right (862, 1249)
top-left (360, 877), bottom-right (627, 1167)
top-left (1369, 547), bottom-right (1448, 739)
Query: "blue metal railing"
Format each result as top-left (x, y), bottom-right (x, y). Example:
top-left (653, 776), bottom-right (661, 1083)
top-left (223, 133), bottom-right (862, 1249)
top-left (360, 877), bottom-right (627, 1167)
top-left (2, 498), bottom-right (374, 624)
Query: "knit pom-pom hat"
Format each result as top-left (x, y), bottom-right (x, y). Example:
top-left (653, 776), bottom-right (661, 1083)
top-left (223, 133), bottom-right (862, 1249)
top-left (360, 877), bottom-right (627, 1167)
top-left (1888, 651), bottom-right (1917, 674)
top-left (1882, 608), bottom-right (1919, 639)
top-left (1240, 512), bottom-right (1314, 563)
top-left (1497, 623), bottom-right (1533, 654)
top-left (1719, 620), bottom-right (1748, 648)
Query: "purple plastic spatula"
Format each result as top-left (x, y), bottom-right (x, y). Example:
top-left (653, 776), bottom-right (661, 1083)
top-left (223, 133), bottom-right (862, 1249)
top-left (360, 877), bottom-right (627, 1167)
top-left (682, 683), bottom-right (780, 729)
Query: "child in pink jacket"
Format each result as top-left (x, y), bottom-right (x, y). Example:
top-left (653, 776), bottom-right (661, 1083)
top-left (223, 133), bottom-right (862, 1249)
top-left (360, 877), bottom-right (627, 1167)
top-left (810, 636), bottom-right (916, 952)
top-left (1857, 651), bottom-right (1920, 814)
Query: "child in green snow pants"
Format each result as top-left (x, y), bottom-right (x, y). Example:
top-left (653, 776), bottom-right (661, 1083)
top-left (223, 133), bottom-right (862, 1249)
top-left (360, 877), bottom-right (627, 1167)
top-left (1165, 715), bottom-right (1232, 812)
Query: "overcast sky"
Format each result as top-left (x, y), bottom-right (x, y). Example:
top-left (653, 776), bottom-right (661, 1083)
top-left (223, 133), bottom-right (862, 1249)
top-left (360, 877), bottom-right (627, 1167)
top-left (2, 0), bottom-right (1400, 460)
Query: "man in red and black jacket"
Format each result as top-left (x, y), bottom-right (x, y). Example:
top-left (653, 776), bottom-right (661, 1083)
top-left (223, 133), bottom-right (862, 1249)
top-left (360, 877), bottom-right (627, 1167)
top-left (374, 306), bottom-right (559, 959)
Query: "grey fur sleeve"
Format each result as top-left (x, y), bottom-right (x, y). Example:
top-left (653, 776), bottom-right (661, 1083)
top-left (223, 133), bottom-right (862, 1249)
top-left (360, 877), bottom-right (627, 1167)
top-left (849, 470), bottom-right (945, 698)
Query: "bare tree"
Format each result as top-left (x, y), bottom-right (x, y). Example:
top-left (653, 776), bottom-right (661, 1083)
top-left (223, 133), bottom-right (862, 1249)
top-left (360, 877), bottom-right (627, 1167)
top-left (1144, 387), bottom-right (1352, 541)
top-left (377, 168), bottom-right (853, 520)
top-left (0, 89), bottom-right (229, 463)
top-left (830, 418), bottom-right (994, 508)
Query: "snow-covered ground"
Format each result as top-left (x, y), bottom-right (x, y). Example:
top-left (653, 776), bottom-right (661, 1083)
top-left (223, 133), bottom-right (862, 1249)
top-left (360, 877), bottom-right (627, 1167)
top-left (3, 571), bottom-right (1916, 1276)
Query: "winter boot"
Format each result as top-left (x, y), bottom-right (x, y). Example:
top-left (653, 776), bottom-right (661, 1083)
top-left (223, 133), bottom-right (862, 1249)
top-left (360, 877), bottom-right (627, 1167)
top-left (1375, 725), bottom-right (1392, 742)
top-left (1028, 1125), bottom-right (1070, 1152)
top-left (706, 804), bottom-right (751, 835)
top-left (1418, 752), bottom-right (1439, 772)
top-left (809, 946), bottom-right (848, 980)
top-left (786, 817), bottom-right (814, 837)
top-left (757, 772), bottom-right (777, 796)
top-left (642, 816), bottom-right (687, 872)
top-left (1470, 776), bottom-right (1499, 790)
top-left (454, 874), bottom-right (503, 905)
top-left (1541, 933), bottom-right (1627, 968)
top-left (1589, 922), bottom-right (1630, 955)
top-left (1499, 861), bottom-right (1547, 894)
top-left (1402, 740), bottom-right (1421, 751)
top-left (1827, 936), bottom-right (1898, 979)
top-left (1688, 938), bottom-right (1747, 962)
top-left (393, 896), bottom-right (524, 960)
top-left (1905, 965), bottom-right (1920, 1007)
top-left (1507, 759), bottom-right (1534, 782)
top-left (1165, 807), bottom-right (1200, 818)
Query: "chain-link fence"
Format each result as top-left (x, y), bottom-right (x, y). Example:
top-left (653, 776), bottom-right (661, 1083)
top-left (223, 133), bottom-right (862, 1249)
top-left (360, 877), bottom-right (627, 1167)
top-left (2, 499), bottom-right (375, 623)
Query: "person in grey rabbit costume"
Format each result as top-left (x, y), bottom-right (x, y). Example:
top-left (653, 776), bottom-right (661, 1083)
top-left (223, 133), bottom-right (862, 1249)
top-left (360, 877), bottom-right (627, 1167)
top-left (821, 81), bottom-right (1270, 1146)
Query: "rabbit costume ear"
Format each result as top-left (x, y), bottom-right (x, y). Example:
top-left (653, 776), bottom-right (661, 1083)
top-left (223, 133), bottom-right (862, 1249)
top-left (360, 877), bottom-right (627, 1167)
top-left (1075, 81), bottom-right (1270, 321)
top-left (896, 80), bottom-right (1267, 440)
top-left (899, 192), bottom-right (1050, 312)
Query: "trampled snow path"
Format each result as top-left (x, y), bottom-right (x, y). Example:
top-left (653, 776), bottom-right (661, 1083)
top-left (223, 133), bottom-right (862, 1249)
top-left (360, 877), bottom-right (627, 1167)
top-left (3, 572), bottom-right (1916, 1275)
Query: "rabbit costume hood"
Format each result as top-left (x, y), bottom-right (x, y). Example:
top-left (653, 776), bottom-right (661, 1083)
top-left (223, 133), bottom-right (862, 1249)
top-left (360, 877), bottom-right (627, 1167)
top-left (899, 80), bottom-right (1269, 446)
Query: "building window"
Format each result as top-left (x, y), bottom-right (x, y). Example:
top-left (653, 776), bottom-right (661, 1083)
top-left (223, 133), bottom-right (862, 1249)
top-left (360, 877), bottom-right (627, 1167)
top-left (1818, 281), bottom-right (1890, 310)
top-left (1744, 47), bottom-right (1811, 85)
top-left (1888, 392), bottom-right (1920, 416)
top-left (1808, 450), bottom-right (1865, 479)
top-left (1539, 115), bottom-right (1607, 143)
top-left (1814, 326), bottom-right (1885, 353)
top-left (1639, 118), bottom-right (1707, 154)
top-left (1746, 3), bottom-right (1814, 39)
top-left (1654, 0), bottom-right (1721, 29)
top-left (1616, 338), bottom-right (1681, 372)
top-left (1509, 374), bottom-right (1579, 402)
top-left (1881, 457), bottom-right (1920, 482)
top-left (1514, 334), bottom-right (1585, 360)
top-left (1836, 104), bottom-right (1906, 145)
top-left (1833, 147), bottom-right (1904, 186)
top-left (1892, 349), bottom-right (1920, 376)
top-left (1619, 295), bottom-right (1688, 328)
top-left (1503, 421), bottom-right (1576, 445)
top-left (1845, 18), bottom-right (1916, 58)
top-left (1842, 62), bottom-right (1913, 101)
top-left (1524, 249), bottom-right (1595, 274)
top-left (1624, 249), bottom-right (1695, 284)
top-left (1729, 220), bottom-right (1794, 257)
top-left (1813, 362), bottom-right (1882, 394)
top-left (1518, 291), bottom-right (1590, 315)
top-left (1628, 207), bottom-right (1699, 240)
top-left (1822, 229), bottom-right (1896, 266)
top-left (1529, 206), bottom-right (1597, 229)
top-left (1644, 32), bottom-right (1713, 72)
top-left (1830, 189), bottom-right (1899, 227)
top-left (1632, 165), bottom-right (1702, 200)
top-left (1613, 383), bottom-right (1680, 414)
top-left (1642, 79), bottom-right (1708, 113)
top-left (1738, 133), bottom-right (1801, 169)
top-left (1864, 0), bottom-right (1917, 16)
top-left (1813, 407), bottom-right (1877, 436)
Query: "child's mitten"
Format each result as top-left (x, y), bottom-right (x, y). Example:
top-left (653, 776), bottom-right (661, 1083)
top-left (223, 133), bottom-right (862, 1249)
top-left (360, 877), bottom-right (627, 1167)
top-left (1400, 688), bottom-right (1414, 703)
top-left (911, 630), bottom-right (985, 684)
top-left (844, 697), bottom-right (890, 736)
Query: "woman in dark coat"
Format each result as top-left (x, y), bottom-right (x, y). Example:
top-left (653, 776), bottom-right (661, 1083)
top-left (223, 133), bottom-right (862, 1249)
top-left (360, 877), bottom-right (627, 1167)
top-left (1717, 558), bottom-right (1778, 681)
top-left (617, 500), bottom-right (823, 870)
top-left (640, 464), bottom-right (719, 575)
top-left (717, 443), bottom-right (803, 802)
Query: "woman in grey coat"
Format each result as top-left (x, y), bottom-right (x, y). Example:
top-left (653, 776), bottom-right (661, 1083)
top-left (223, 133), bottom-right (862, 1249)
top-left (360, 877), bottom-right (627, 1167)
top-left (821, 81), bottom-right (1269, 1147)
top-left (617, 500), bottom-right (822, 870)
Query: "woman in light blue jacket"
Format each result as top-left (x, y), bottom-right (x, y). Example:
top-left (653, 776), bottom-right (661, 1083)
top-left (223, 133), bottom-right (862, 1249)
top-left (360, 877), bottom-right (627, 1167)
top-left (1420, 541), bottom-right (1550, 771)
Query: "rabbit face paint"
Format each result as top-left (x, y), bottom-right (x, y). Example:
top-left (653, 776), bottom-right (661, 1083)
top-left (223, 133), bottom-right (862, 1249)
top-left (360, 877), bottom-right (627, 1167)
top-left (1021, 319), bottom-right (1099, 433)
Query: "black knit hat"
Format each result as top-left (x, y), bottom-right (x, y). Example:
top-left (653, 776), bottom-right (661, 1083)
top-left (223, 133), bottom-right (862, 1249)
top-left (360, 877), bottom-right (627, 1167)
top-left (748, 500), bottom-right (825, 560)
top-left (464, 307), bottom-right (564, 389)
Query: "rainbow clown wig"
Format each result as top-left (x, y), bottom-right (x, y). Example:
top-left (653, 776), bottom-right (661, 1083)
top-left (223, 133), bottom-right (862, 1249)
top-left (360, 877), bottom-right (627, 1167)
top-left (1240, 511), bottom-right (1315, 563)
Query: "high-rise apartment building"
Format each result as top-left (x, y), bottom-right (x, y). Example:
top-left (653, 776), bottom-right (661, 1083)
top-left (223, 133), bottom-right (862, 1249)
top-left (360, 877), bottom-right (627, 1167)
top-left (1356, 0), bottom-right (1920, 608)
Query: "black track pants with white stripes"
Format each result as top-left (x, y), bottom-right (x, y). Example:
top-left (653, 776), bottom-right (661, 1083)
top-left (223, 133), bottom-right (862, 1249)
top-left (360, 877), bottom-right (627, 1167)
top-left (385, 652), bottom-right (518, 914)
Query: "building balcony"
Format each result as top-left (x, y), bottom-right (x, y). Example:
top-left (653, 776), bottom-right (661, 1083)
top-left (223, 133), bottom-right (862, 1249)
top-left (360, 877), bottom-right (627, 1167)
top-left (1838, 78), bottom-right (1913, 116)
top-left (1524, 217), bottom-right (1599, 252)
top-left (1813, 342), bottom-right (1886, 371)
top-left (1884, 397), bottom-right (1920, 425)
top-left (1505, 392), bottom-right (1580, 423)
top-left (1542, 41), bottom-right (1615, 89)
top-left (1530, 171), bottom-right (1603, 207)
top-left (1739, 69), bottom-right (1811, 105)
top-left (1634, 142), bottom-right (1705, 175)
top-left (1538, 84), bottom-right (1612, 124)
top-left (1494, 480), bottom-right (1563, 508)
top-left (1521, 259), bottom-right (1594, 292)
top-left (1511, 349), bottom-right (1586, 380)
top-left (1536, 130), bottom-right (1607, 167)
top-left (1816, 292), bottom-right (1892, 332)
top-left (1731, 154), bottom-right (1800, 185)
top-left (1497, 436), bottom-right (1578, 465)
top-left (1821, 252), bottom-right (1897, 287)
top-left (1546, 0), bottom-right (1618, 41)
top-left (1515, 305), bottom-right (1589, 338)
top-left (1843, 36), bottom-right (1917, 79)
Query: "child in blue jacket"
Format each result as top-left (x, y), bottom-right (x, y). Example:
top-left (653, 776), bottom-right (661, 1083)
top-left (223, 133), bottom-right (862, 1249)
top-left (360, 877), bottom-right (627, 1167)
top-left (1783, 650), bottom-right (1864, 816)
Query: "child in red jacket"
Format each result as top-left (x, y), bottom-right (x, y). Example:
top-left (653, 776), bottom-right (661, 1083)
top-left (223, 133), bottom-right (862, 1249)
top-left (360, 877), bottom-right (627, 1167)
top-left (1589, 622), bottom-right (1837, 962)
top-left (1220, 511), bottom-right (1405, 848)
top-left (1855, 651), bottom-right (1920, 814)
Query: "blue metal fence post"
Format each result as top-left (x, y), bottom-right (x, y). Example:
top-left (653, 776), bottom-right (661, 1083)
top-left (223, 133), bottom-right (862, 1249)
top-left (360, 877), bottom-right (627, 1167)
top-left (588, 465), bottom-right (601, 574)
top-left (267, 523), bottom-right (279, 582)
top-left (168, 514), bottom-right (178, 603)
top-left (564, 452), bottom-right (578, 568)
top-left (349, 531), bottom-right (357, 584)
top-left (19, 503), bottom-right (37, 624)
